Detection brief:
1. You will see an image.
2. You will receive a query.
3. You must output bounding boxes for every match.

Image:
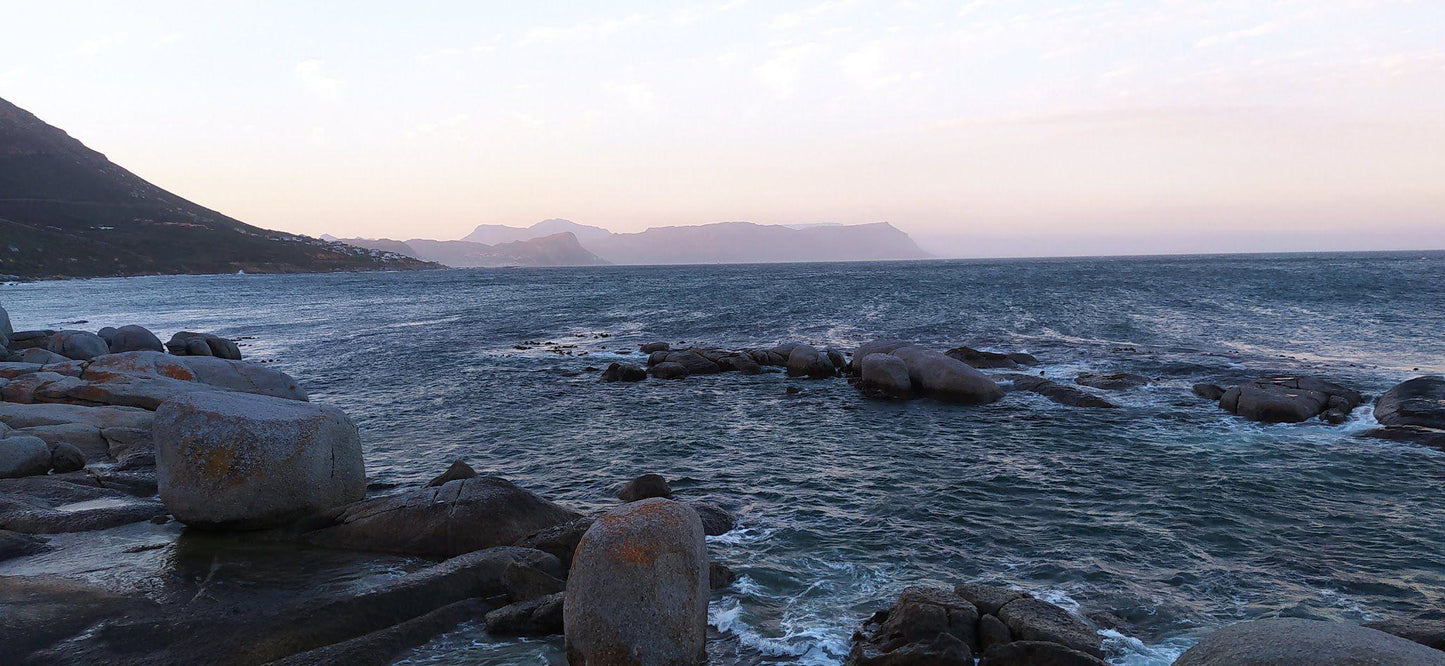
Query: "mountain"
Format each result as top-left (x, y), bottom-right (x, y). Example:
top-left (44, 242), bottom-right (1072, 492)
top-left (462, 218), bottom-right (612, 246)
top-left (0, 96), bottom-right (434, 279)
top-left (336, 232), bottom-right (607, 268)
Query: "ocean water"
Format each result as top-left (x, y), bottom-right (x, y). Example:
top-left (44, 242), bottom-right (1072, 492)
top-left (5, 251), bottom-right (1445, 665)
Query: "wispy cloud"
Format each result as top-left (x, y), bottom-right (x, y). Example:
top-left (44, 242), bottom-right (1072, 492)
top-left (1196, 22), bottom-right (1278, 48)
top-left (294, 59), bottom-right (342, 99)
top-left (517, 14), bottom-right (648, 47)
top-left (76, 32), bottom-right (126, 56)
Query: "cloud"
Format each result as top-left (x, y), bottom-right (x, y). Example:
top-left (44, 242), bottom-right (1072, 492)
top-left (1195, 22), bottom-right (1278, 48)
top-left (76, 32), bottom-right (126, 56)
top-left (517, 14), bottom-right (647, 47)
top-left (754, 43), bottom-right (822, 97)
top-left (294, 60), bottom-right (341, 99)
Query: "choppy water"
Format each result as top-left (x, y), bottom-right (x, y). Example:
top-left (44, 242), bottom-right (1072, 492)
top-left (5, 252), bottom-right (1445, 665)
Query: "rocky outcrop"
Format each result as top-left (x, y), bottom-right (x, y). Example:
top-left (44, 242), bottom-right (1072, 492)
top-left (1174, 618), bottom-right (1445, 665)
top-left (995, 596), bottom-right (1103, 658)
top-left (0, 434), bottom-right (52, 478)
top-left (600, 362), bottom-right (647, 382)
top-left (1218, 376), bottom-right (1362, 424)
top-left (978, 640), bottom-right (1108, 666)
top-left (99, 325), bottom-right (165, 353)
top-left (514, 516), bottom-right (594, 569)
top-left (46, 330), bottom-right (109, 360)
top-left (787, 344), bottom-right (838, 379)
top-left (850, 586), bottom-right (979, 664)
top-left (858, 353), bottom-right (913, 399)
top-left (1192, 383), bottom-right (1226, 401)
top-left (1003, 374), bottom-right (1116, 409)
top-left (1366, 376), bottom-right (1445, 448)
top-left (617, 473), bottom-right (672, 501)
top-left (1074, 373), bottom-right (1148, 391)
top-left (425, 460), bottom-right (478, 487)
top-left (155, 391), bottom-right (365, 528)
top-left (649, 362), bottom-right (688, 379)
top-left (639, 342), bottom-right (669, 354)
top-left (564, 498), bottom-right (708, 665)
top-left (1364, 617), bottom-right (1445, 652)
top-left (486, 592), bottom-right (565, 636)
top-left (165, 331), bottom-right (242, 360)
top-left (946, 346), bottom-right (1039, 370)
top-left (890, 345), bottom-right (1005, 405)
top-left (304, 476), bottom-right (579, 557)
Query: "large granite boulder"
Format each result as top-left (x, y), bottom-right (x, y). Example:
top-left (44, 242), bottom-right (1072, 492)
top-left (954, 584), bottom-right (1029, 617)
top-left (165, 331), bottom-right (242, 360)
top-left (19, 348), bottom-right (68, 365)
top-left (649, 362), bottom-right (688, 379)
top-left (1174, 618), bottom-right (1445, 665)
top-left (858, 353), bottom-right (913, 399)
top-left (890, 345), bottom-right (1004, 405)
top-left (995, 597), bottom-right (1103, 658)
top-left (617, 473), bottom-right (672, 501)
top-left (1374, 376), bottom-right (1445, 430)
top-left (6, 330), bottom-right (55, 351)
top-left (1218, 377), bottom-right (1362, 424)
top-left (305, 476), bottom-right (579, 557)
top-left (0, 435), bottom-right (52, 478)
top-left (0, 305), bottom-right (10, 349)
top-left (600, 363), bottom-right (647, 382)
top-left (657, 350), bottom-right (721, 375)
top-left (785, 344), bottom-right (837, 379)
top-left (155, 391), bottom-right (365, 528)
top-left (86, 351), bottom-right (308, 401)
top-left (46, 330), bottom-right (109, 360)
top-left (850, 340), bottom-right (911, 374)
top-left (100, 325), bottom-right (165, 353)
top-left (850, 585), bottom-right (979, 664)
top-left (564, 498), bottom-right (708, 665)
top-left (1364, 617), bottom-right (1445, 652)
top-left (978, 640), bottom-right (1108, 666)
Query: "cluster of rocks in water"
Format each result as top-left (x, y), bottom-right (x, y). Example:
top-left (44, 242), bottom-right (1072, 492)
top-left (4, 301), bottom-right (1445, 665)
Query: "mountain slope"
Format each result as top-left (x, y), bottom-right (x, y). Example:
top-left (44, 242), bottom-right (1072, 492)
top-left (0, 96), bottom-right (435, 278)
top-left (586, 221), bottom-right (930, 264)
top-left (338, 232), bottom-right (607, 268)
top-left (462, 218), bottom-right (612, 246)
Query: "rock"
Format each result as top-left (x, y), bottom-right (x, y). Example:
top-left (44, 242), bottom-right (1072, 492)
top-left (1008, 352), bottom-right (1041, 366)
top-left (996, 597), bottom-right (1102, 658)
top-left (46, 330), bottom-right (109, 360)
top-left (601, 362), bottom-right (647, 382)
top-left (946, 346), bottom-right (1024, 369)
top-left (514, 516), bottom-right (594, 569)
top-left (155, 391), bottom-right (365, 529)
top-left (850, 586), bottom-right (979, 665)
top-left (1192, 383), bottom-right (1225, 401)
top-left (1075, 373), bottom-right (1149, 390)
top-left (502, 560), bottom-right (566, 601)
top-left (425, 460), bottom-right (478, 487)
top-left (305, 476), bottom-right (579, 557)
top-left (48, 442), bottom-right (85, 473)
top-left (486, 592), bottom-right (564, 637)
top-left (7, 330), bottom-right (55, 351)
top-left (787, 344), bottom-right (837, 379)
top-left (826, 347), bottom-right (848, 370)
top-left (1375, 376), bottom-right (1445, 430)
top-left (86, 351), bottom-right (308, 401)
top-left (0, 529), bottom-right (49, 561)
top-left (858, 353), bottom-right (914, 399)
top-left (0, 401), bottom-right (153, 431)
top-left (165, 331), bottom-right (242, 360)
top-left (650, 361), bottom-right (689, 379)
top-left (689, 501), bottom-right (736, 536)
top-left (564, 498), bottom-right (708, 665)
top-left (660, 350), bottom-right (721, 375)
top-left (103, 325), bottom-right (165, 353)
top-left (19, 348), bottom-right (68, 364)
top-left (0, 305), bottom-right (9, 348)
top-left (0, 435), bottom-right (52, 478)
top-left (978, 640), bottom-right (1108, 666)
top-left (955, 583), bottom-right (1029, 617)
top-left (13, 423), bottom-right (108, 462)
top-left (978, 614), bottom-right (1013, 652)
top-left (709, 561), bottom-right (736, 590)
top-left (1363, 618), bottom-right (1445, 651)
top-left (850, 340), bottom-right (913, 374)
top-left (617, 473), bottom-right (672, 501)
top-left (890, 345), bottom-right (1004, 405)
top-left (0, 576), bottom-right (160, 664)
top-left (1174, 618), bottom-right (1445, 666)
top-left (639, 342), bottom-right (670, 354)
top-left (269, 598), bottom-right (490, 666)
top-left (1218, 376), bottom-right (1362, 424)
top-left (1004, 374), bottom-right (1117, 409)
top-left (719, 354), bottom-right (763, 375)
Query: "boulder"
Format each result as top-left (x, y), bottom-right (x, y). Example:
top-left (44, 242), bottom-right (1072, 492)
top-left (103, 325), bottom-right (165, 353)
top-left (0, 305), bottom-right (10, 348)
top-left (1074, 373), bottom-right (1149, 391)
top-left (639, 342), bottom-right (670, 354)
top-left (719, 354), bottom-right (763, 375)
top-left (850, 586), bottom-right (979, 664)
top-left (1174, 618), bottom-right (1445, 666)
top-left (0, 529), bottom-right (49, 561)
top-left (858, 353), bottom-right (914, 399)
top-left (649, 362), bottom-right (688, 380)
top-left (1218, 376), bottom-right (1362, 424)
top-left (6, 330), bottom-right (55, 351)
top-left (1374, 376), bottom-right (1445, 430)
top-left (978, 640), bottom-right (1108, 666)
top-left (946, 346), bottom-right (1025, 369)
top-left (155, 391), bottom-right (365, 528)
top-left (955, 583), bottom-right (1029, 617)
top-left (19, 348), bottom-right (68, 365)
top-left (0, 435), bottom-right (52, 478)
top-left (660, 350), bottom-right (721, 375)
top-left (709, 561), bottom-right (736, 590)
top-left (689, 501), bottom-right (736, 536)
top-left (786, 344), bottom-right (837, 379)
top-left (0, 401), bottom-right (153, 431)
top-left (1364, 618), bottom-right (1445, 652)
top-left (617, 473), bottom-right (672, 501)
top-left (305, 476), bottom-right (579, 557)
top-left (501, 560), bottom-right (566, 602)
top-left (826, 347), bottom-right (848, 370)
top-left (86, 351), bottom-right (308, 401)
top-left (12, 423), bottom-right (108, 462)
top-left (48, 442), bottom-right (85, 473)
top-left (977, 614), bottom-right (1012, 652)
top-left (165, 331), bottom-right (242, 360)
top-left (269, 599), bottom-right (490, 666)
top-left (425, 460), bottom-right (478, 487)
top-left (564, 498), bottom-right (708, 665)
top-left (850, 340), bottom-right (912, 374)
top-left (514, 516), bottom-right (594, 569)
top-left (600, 362), bottom-right (647, 382)
top-left (0, 362), bottom-right (43, 378)
top-left (1004, 374), bottom-right (1117, 409)
top-left (891, 346), bottom-right (1004, 405)
top-left (996, 597), bottom-right (1103, 658)
top-left (1192, 383), bottom-right (1226, 401)
top-left (486, 592), bottom-right (564, 637)
top-left (46, 330), bottom-right (109, 360)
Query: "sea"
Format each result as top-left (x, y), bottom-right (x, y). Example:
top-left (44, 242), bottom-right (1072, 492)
top-left (4, 251), bottom-right (1444, 665)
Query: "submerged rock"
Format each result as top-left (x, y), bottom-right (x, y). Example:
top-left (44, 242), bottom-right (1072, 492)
top-left (565, 498), bottom-right (708, 665)
top-left (850, 585), bottom-right (979, 665)
top-left (1174, 618), bottom-right (1445, 666)
top-left (638, 342), bottom-right (670, 354)
top-left (945, 346), bottom-right (1037, 369)
top-left (305, 476), bottom-right (579, 557)
top-left (1004, 374), bottom-right (1116, 409)
top-left (1074, 373), bottom-right (1149, 391)
top-left (156, 391), bottom-right (365, 529)
top-left (1192, 383), bottom-right (1226, 401)
top-left (1218, 376), bottom-right (1362, 424)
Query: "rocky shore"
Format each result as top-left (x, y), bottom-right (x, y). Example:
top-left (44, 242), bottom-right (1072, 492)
top-left (3, 303), bottom-right (1444, 665)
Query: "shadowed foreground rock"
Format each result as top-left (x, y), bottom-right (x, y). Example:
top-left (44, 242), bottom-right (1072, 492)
top-left (156, 391), bottom-right (365, 528)
top-left (565, 498), bottom-right (708, 665)
top-left (850, 585), bottom-right (979, 664)
top-left (1173, 618), bottom-right (1445, 666)
top-left (305, 476), bottom-right (579, 557)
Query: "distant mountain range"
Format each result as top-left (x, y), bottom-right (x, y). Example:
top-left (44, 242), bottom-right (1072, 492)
top-left (0, 96), bottom-right (435, 279)
top-left (351, 218), bottom-right (930, 268)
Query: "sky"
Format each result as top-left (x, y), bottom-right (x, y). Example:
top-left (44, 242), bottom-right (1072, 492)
top-left (2, 0), bottom-right (1443, 257)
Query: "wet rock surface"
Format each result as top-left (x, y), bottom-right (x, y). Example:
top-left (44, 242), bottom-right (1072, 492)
top-left (1174, 618), bottom-right (1445, 666)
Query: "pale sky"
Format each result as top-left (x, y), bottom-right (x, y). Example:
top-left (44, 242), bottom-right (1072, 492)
top-left (2, 0), bottom-right (1443, 256)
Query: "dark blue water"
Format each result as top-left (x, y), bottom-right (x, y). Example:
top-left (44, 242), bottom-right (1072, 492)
top-left (5, 252), bottom-right (1445, 665)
